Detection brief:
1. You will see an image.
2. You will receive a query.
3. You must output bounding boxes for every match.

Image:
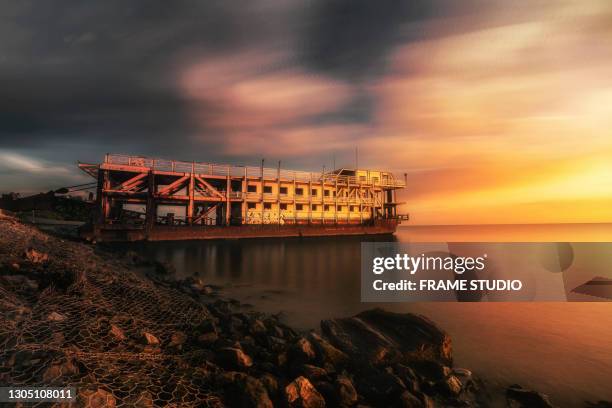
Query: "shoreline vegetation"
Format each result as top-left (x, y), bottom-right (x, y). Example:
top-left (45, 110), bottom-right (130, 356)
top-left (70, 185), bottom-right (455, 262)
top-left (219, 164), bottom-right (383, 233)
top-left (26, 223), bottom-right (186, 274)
top-left (0, 213), bottom-right (609, 407)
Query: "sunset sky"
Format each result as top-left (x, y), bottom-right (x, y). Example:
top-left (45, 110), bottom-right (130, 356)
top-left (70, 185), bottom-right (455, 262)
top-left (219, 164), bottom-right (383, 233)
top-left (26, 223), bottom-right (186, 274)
top-left (1, 0), bottom-right (611, 224)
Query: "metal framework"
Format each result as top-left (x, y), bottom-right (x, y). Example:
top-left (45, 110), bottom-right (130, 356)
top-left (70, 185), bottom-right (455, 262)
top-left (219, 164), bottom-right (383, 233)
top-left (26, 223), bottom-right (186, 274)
top-left (79, 154), bottom-right (407, 234)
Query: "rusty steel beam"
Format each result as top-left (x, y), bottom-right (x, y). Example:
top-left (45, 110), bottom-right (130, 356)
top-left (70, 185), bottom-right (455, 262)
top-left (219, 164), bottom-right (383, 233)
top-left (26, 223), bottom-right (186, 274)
top-left (115, 172), bottom-right (148, 192)
top-left (194, 175), bottom-right (225, 198)
top-left (157, 175), bottom-right (189, 195)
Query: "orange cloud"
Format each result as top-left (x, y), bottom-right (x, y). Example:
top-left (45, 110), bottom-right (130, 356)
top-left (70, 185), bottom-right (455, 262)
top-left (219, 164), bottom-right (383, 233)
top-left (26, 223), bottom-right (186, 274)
top-left (178, 4), bottom-right (612, 225)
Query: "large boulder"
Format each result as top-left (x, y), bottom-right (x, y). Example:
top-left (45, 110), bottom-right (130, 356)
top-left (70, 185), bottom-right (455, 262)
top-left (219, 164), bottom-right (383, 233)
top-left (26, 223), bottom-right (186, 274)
top-left (320, 309), bottom-right (452, 367)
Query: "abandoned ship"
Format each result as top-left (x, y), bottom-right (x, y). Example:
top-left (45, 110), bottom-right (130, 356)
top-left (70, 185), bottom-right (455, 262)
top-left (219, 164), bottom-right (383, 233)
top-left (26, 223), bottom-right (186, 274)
top-left (78, 154), bottom-right (408, 241)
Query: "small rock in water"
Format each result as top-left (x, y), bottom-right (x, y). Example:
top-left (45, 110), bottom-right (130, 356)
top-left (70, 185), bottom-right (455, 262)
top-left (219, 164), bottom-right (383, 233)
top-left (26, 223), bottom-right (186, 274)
top-left (285, 376), bottom-right (326, 408)
top-left (585, 402), bottom-right (612, 408)
top-left (506, 384), bottom-right (556, 408)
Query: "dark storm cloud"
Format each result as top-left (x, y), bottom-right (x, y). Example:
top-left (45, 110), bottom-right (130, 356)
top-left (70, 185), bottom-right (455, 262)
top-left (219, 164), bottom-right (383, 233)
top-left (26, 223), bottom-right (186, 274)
top-left (301, 0), bottom-right (436, 80)
top-left (0, 0), bottom-right (484, 193)
top-left (0, 0), bottom-right (277, 155)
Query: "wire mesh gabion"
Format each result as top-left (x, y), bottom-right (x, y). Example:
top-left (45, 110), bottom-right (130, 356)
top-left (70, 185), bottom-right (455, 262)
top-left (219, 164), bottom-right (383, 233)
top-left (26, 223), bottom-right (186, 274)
top-left (0, 217), bottom-right (223, 407)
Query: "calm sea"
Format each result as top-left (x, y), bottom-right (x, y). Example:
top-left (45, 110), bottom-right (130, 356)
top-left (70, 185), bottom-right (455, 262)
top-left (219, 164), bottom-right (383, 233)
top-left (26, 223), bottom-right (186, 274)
top-left (131, 223), bottom-right (612, 407)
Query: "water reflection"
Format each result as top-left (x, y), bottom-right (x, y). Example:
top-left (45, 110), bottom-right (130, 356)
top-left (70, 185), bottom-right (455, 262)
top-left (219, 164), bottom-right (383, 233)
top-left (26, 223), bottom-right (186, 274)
top-left (128, 224), bottom-right (612, 407)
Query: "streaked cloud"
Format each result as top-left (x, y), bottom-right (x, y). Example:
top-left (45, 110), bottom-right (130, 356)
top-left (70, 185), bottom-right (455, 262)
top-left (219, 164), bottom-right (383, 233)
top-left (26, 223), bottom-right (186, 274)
top-left (0, 0), bottom-right (611, 223)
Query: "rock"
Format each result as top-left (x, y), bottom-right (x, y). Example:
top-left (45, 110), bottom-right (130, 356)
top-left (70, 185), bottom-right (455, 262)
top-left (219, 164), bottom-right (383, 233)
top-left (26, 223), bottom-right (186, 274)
top-left (585, 402), bottom-right (612, 408)
top-left (321, 309), bottom-right (452, 367)
top-left (443, 375), bottom-right (462, 396)
top-left (142, 345), bottom-right (161, 354)
top-left (47, 311), bottom-right (67, 322)
top-left (335, 376), bottom-right (358, 407)
top-left (285, 376), bottom-right (326, 408)
top-left (354, 368), bottom-right (407, 404)
top-left (296, 364), bottom-right (328, 381)
top-left (217, 347), bottom-right (253, 369)
top-left (25, 247), bottom-right (49, 264)
top-left (399, 390), bottom-right (424, 408)
top-left (260, 373), bottom-right (279, 397)
top-left (142, 332), bottom-right (160, 345)
top-left (250, 319), bottom-right (267, 335)
top-left (1, 274), bottom-right (38, 290)
top-left (169, 331), bottom-right (187, 348)
top-left (308, 332), bottom-right (349, 367)
top-left (79, 388), bottom-right (116, 408)
top-left (109, 325), bottom-right (126, 341)
top-left (42, 358), bottom-right (79, 382)
top-left (452, 368), bottom-right (474, 391)
top-left (198, 332), bottom-right (219, 345)
top-left (289, 337), bottom-right (316, 364)
top-left (127, 391), bottom-right (154, 408)
top-left (218, 372), bottom-right (273, 408)
top-left (506, 384), bottom-right (556, 408)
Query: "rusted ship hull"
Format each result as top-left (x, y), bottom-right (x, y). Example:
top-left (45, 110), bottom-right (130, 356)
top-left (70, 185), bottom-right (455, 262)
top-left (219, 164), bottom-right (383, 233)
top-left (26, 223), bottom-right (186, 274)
top-left (83, 219), bottom-right (398, 242)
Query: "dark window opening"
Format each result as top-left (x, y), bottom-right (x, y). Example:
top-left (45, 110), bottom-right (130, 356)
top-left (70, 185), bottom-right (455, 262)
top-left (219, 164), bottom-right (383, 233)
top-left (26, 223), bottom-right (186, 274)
top-left (295, 188), bottom-right (304, 196)
top-left (311, 189), bottom-right (318, 196)
top-left (296, 204), bottom-right (304, 211)
top-left (280, 187), bottom-right (288, 194)
top-left (264, 186), bottom-right (272, 193)
top-left (280, 203), bottom-right (288, 210)
top-left (247, 202), bottom-right (256, 209)
top-left (247, 185), bottom-right (257, 193)
top-left (264, 202), bottom-right (272, 210)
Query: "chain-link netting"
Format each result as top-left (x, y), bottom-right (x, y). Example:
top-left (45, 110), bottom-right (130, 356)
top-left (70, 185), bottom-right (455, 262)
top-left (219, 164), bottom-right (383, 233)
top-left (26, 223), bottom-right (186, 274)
top-left (0, 216), bottom-right (223, 407)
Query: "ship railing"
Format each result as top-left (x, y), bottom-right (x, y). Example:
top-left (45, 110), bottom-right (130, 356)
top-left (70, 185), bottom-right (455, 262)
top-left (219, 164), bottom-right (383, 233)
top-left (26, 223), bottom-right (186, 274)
top-left (105, 154), bottom-right (405, 187)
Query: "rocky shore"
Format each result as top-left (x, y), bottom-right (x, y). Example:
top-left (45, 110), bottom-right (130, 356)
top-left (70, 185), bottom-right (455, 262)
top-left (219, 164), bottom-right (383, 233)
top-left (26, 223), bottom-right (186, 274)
top-left (0, 214), bottom-right (607, 407)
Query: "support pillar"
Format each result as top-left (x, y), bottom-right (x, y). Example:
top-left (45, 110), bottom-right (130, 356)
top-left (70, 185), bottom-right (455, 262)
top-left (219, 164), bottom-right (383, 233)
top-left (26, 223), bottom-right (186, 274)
top-left (241, 168), bottom-right (247, 225)
top-left (145, 171), bottom-right (156, 235)
top-left (188, 171), bottom-right (195, 224)
top-left (225, 175), bottom-right (231, 226)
